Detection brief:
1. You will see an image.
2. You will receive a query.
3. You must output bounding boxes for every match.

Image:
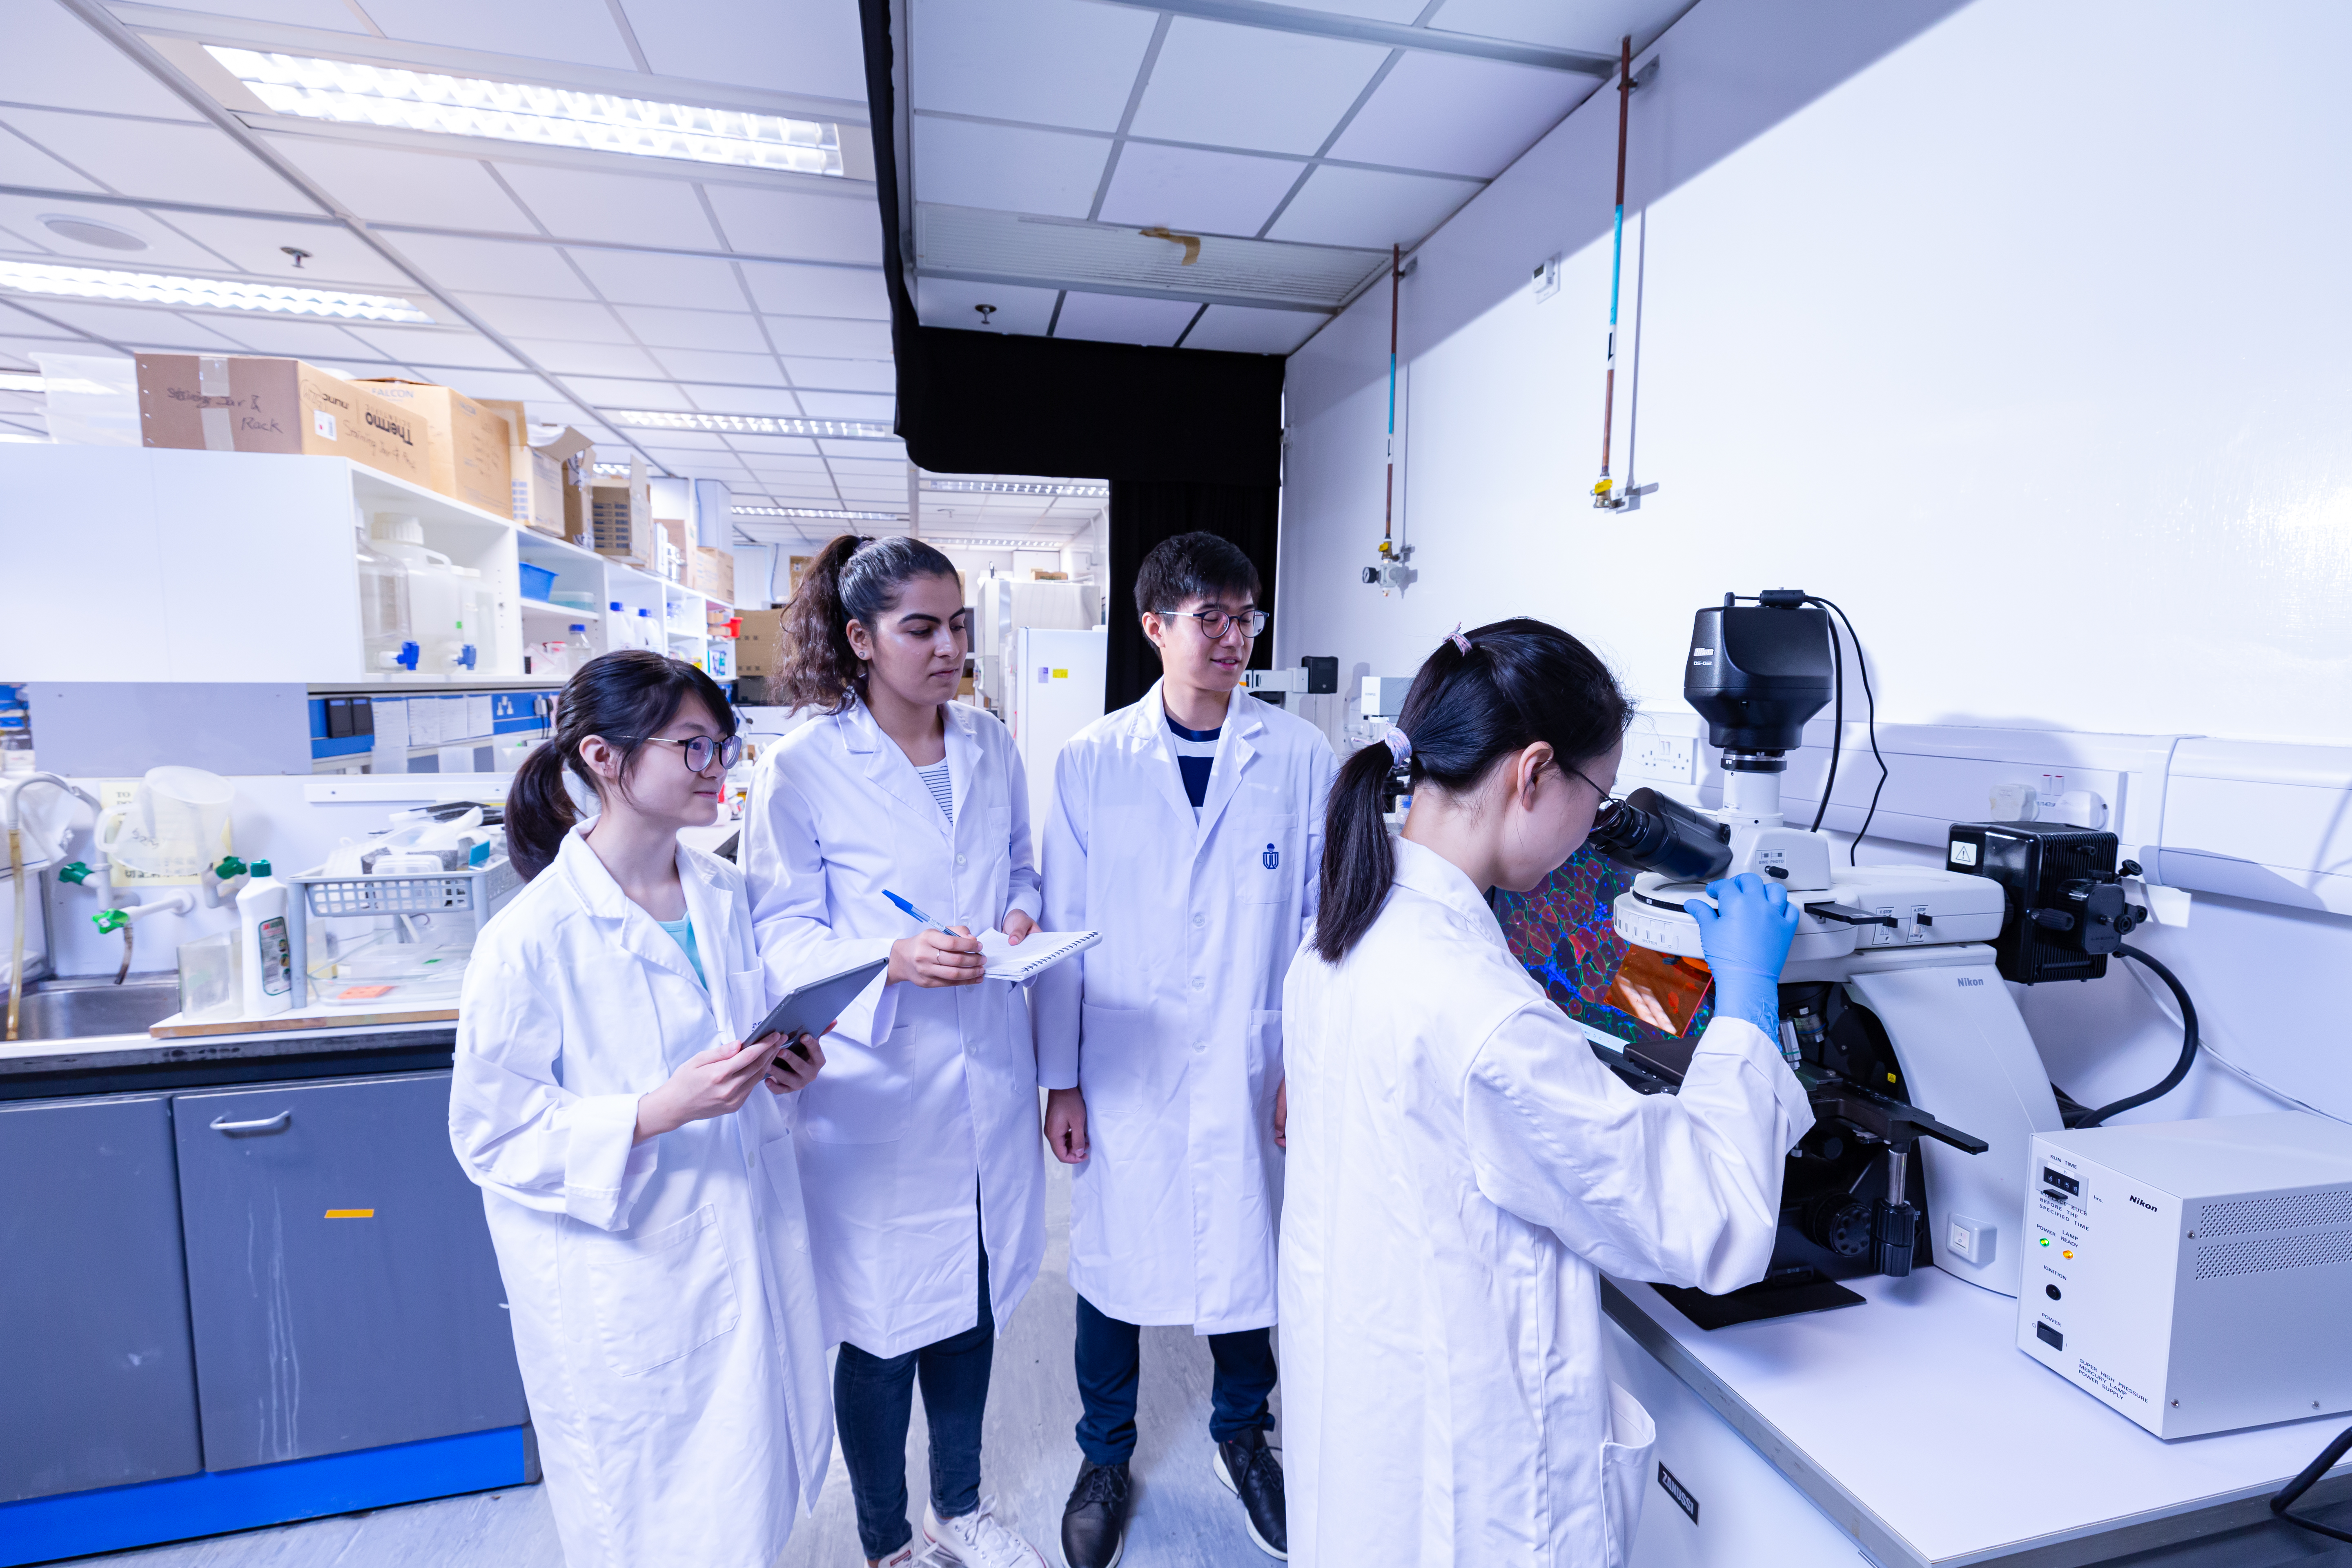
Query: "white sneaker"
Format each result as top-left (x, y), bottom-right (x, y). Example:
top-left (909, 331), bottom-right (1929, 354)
top-left (874, 1546), bottom-right (952, 1568)
top-left (924, 1495), bottom-right (1048, 1568)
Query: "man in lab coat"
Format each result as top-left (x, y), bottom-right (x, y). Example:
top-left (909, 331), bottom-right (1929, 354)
top-left (1035, 531), bottom-right (1336, 1566)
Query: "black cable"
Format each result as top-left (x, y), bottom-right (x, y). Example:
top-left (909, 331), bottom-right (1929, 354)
top-left (1809, 612), bottom-right (1844, 834)
top-left (2271, 1422), bottom-right (2352, 1544)
top-left (1802, 596), bottom-right (1885, 863)
top-left (2073, 944), bottom-right (2200, 1128)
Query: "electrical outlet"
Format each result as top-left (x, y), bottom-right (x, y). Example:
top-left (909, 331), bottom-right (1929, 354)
top-left (1628, 734), bottom-right (1695, 783)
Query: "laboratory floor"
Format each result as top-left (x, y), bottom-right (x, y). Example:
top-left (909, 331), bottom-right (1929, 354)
top-left (68, 1161), bottom-right (1276, 1568)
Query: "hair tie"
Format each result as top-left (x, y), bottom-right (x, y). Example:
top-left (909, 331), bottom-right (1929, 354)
top-left (1383, 728), bottom-right (1412, 765)
top-left (1448, 623), bottom-right (1472, 655)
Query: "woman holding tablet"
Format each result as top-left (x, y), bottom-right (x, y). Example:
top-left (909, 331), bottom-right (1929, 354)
top-left (742, 534), bottom-right (1050, 1568)
top-left (450, 650), bottom-right (830, 1568)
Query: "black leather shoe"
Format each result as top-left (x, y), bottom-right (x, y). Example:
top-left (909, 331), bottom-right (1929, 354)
top-left (1214, 1429), bottom-right (1286, 1559)
top-left (1059, 1458), bottom-right (1131, 1568)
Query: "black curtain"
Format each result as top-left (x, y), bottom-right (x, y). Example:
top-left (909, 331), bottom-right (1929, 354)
top-left (858, 0), bottom-right (1288, 710)
top-left (1106, 481), bottom-right (1280, 713)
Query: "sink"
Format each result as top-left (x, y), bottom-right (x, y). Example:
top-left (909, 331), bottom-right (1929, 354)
top-left (8, 976), bottom-right (182, 1041)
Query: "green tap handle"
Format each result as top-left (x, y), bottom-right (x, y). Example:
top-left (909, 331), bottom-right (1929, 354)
top-left (57, 861), bottom-right (93, 885)
top-left (214, 855), bottom-right (248, 880)
top-left (92, 908), bottom-right (129, 934)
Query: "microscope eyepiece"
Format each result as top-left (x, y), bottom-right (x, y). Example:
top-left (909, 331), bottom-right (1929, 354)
top-left (1588, 787), bottom-right (1735, 882)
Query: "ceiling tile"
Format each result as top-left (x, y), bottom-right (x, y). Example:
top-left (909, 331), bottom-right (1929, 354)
top-left (1281, 0), bottom-right (1425, 18)
top-left (622, 0), bottom-right (867, 98)
top-left (494, 163), bottom-right (722, 248)
top-left (567, 248), bottom-right (748, 308)
top-left (1327, 51), bottom-right (1584, 178)
top-left (822, 437), bottom-right (902, 458)
top-left (701, 186), bottom-right (880, 265)
top-left (0, 306), bottom-right (89, 341)
top-left (1179, 304), bottom-right (1324, 355)
top-left (796, 391), bottom-right (893, 421)
top-left (361, 0), bottom-right (638, 69)
top-left (507, 339), bottom-right (666, 378)
top-left (402, 368), bottom-right (562, 403)
top-left (1127, 18), bottom-right (1388, 157)
top-left (343, 325), bottom-right (523, 369)
top-left (451, 293), bottom-right (625, 340)
top-left (1428, 0), bottom-right (1664, 53)
top-left (737, 259), bottom-right (889, 319)
top-left (1052, 291), bottom-right (1199, 347)
top-left (784, 355), bottom-right (895, 392)
top-left (613, 304), bottom-right (762, 352)
top-left (648, 346), bottom-right (778, 383)
top-left (911, 118), bottom-right (1108, 220)
top-left (20, 301), bottom-right (250, 349)
top-left (0, 196), bottom-right (236, 271)
top-left (0, 334), bottom-right (65, 365)
top-left (762, 316), bottom-right (891, 358)
top-left (737, 448), bottom-right (829, 465)
top-left (0, 110), bottom-right (307, 210)
top-left (389, 234), bottom-right (596, 298)
top-left (909, 0), bottom-right (1158, 134)
top-left (1096, 143), bottom-right (1305, 238)
top-left (917, 272), bottom-right (1064, 333)
top-left (679, 385), bottom-right (803, 416)
top-left (827, 455), bottom-right (909, 476)
top-left (571, 375), bottom-right (695, 408)
top-left (626, 429), bottom-right (729, 450)
top-left (153, 211), bottom-right (416, 287)
top-left (147, 0), bottom-right (370, 29)
top-left (194, 317), bottom-right (381, 359)
top-left (0, 124), bottom-right (105, 194)
top-left (263, 137), bottom-right (536, 231)
top-left (1265, 165), bottom-right (1481, 249)
top-left (0, 1), bottom-right (205, 118)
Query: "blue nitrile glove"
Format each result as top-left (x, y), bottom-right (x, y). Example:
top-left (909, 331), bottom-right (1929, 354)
top-left (1684, 873), bottom-right (1800, 1045)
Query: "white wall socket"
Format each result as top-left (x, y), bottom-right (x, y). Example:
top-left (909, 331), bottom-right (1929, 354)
top-left (1628, 734), bottom-right (1695, 783)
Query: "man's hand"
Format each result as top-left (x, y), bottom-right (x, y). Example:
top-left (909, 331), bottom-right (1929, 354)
top-left (889, 926), bottom-right (985, 987)
top-left (1274, 1078), bottom-right (1287, 1150)
top-left (763, 1032), bottom-right (825, 1094)
top-left (636, 1034), bottom-right (780, 1143)
top-left (1004, 909), bottom-right (1037, 946)
top-left (1045, 1085), bottom-right (1090, 1163)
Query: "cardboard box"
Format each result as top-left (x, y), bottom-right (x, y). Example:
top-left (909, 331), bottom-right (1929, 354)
top-left (690, 546), bottom-right (735, 604)
top-left (735, 608), bottom-right (784, 677)
top-left (659, 518), bottom-right (689, 580)
top-left (477, 399), bottom-right (568, 537)
top-left (540, 429), bottom-right (597, 547)
top-left (354, 379), bottom-right (512, 514)
top-left (136, 355), bottom-right (428, 486)
top-left (592, 458), bottom-right (655, 566)
top-left (786, 555), bottom-right (816, 604)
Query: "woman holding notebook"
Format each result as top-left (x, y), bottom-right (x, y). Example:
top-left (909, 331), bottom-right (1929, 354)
top-left (740, 534), bottom-right (1054, 1568)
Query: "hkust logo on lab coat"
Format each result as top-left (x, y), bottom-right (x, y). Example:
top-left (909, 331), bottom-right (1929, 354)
top-left (1263, 842), bottom-right (1280, 871)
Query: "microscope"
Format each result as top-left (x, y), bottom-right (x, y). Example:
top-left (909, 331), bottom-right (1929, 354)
top-left (1587, 592), bottom-right (2078, 1317)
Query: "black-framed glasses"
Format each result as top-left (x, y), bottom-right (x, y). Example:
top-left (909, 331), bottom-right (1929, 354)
top-left (635, 734), bottom-right (743, 773)
top-left (1157, 607), bottom-right (1269, 641)
top-left (1564, 760), bottom-right (1616, 804)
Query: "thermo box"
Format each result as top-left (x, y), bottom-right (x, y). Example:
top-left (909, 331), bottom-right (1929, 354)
top-left (2019, 1113), bottom-right (2352, 1439)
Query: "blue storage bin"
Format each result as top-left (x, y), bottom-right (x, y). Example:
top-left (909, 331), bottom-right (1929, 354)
top-left (517, 561), bottom-right (557, 602)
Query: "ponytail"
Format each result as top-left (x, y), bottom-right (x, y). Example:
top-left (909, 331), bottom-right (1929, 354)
top-left (506, 649), bottom-right (736, 880)
top-left (775, 532), bottom-right (960, 712)
top-left (1314, 617), bottom-right (1630, 963)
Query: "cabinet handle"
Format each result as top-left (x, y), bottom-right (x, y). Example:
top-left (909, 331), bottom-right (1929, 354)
top-left (209, 1109), bottom-right (292, 1135)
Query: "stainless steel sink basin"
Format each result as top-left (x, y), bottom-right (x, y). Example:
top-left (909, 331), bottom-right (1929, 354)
top-left (7, 976), bottom-right (182, 1041)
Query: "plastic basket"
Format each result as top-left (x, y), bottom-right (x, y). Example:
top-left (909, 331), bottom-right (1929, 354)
top-left (284, 853), bottom-right (519, 1009)
top-left (518, 561), bottom-right (557, 602)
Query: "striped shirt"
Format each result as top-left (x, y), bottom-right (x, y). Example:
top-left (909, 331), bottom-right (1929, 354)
top-left (917, 757), bottom-right (953, 822)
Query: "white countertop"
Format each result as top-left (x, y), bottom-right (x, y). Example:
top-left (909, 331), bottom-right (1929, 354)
top-left (0, 1013), bottom-right (455, 1073)
top-left (1605, 1267), bottom-right (2352, 1566)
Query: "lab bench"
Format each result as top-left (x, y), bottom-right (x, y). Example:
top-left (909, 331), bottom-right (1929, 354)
top-left (0, 1018), bottom-right (532, 1566)
top-left (1602, 1267), bottom-right (2352, 1566)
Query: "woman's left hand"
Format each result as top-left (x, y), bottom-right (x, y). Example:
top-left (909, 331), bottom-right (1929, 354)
top-left (763, 1031), bottom-right (825, 1094)
top-left (1003, 909), bottom-right (1037, 946)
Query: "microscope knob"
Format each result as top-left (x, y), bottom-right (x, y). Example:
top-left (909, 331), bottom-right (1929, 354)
top-left (2119, 859), bottom-right (2144, 878)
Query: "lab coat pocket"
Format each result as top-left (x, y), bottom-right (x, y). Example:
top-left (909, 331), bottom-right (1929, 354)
top-left (723, 967), bottom-right (770, 1046)
top-left (1079, 1002), bottom-right (1150, 1110)
top-left (1236, 815), bottom-right (1297, 902)
top-left (1598, 1380), bottom-right (1659, 1568)
top-left (586, 1203), bottom-right (742, 1378)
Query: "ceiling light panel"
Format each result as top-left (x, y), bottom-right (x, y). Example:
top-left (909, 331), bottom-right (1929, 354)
top-left (734, 505), bottom-right (904, 521)
top-left (923, 479), bottom-right (1107, 498)
top-left (0, 260), bottom-right (435, 323)
top-left (206, 46), bottom-right (844, 176)
top-left (916, 204), bottom-right (1382, 310)
top-left (612, 409), bottom-right (896, 440)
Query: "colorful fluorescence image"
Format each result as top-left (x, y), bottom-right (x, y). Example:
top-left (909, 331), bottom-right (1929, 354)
top-left (1492, 844), bottom-right (1714, 1045)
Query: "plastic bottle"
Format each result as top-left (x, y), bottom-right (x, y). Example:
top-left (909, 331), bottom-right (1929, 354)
top-left (370, 514), bottom-right (464, 672)
top-left (0, 684), bottom-right (32, 775)
top-left (636, 607), bottom-right (657, 651)
top-left (356, 528), bottom-right (418, 672)
top-left (237, 859), bottom-right (293, 1017)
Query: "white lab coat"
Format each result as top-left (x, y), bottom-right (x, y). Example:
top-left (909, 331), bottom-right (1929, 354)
top-left (1280, 837), bottom-right (1813, 1568)
top-left (449, 827), bottom-right (831, 1568)
top-left (741, 696), bottom-right (1046, 1359)
top-left (1033, 683), bottom-right (1334, 1333)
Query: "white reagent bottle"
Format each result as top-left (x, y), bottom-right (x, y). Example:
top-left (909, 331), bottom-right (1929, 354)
top-left (237, 858), bottom-right (294, 1017)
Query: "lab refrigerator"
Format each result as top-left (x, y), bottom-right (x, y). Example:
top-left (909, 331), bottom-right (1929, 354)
top-left (1011, 626), bottom-right (1108, 846)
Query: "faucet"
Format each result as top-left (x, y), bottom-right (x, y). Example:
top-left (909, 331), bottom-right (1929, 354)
top-left (3, 773), bottom-right (102, 1042)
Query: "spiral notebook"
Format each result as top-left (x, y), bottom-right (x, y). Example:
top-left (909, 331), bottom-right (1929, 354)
top-left (979, 927), bottom-right (1100, 981)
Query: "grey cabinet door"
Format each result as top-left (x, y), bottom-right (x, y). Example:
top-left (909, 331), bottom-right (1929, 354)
top-left (0, 1093), bottom-right (203, 1502)
top-left (171, 1071), bottom-right (526, 1470)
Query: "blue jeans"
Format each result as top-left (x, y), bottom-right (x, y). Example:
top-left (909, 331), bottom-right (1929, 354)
top-left (1073, 1292), bottom-right (1277, 1467)
top-left (835, 1242), bottom-right (995, 1561)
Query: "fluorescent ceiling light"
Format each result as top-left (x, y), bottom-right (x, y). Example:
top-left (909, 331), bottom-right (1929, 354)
top-left (207, 46), bottom-right (842, 176)
top-left (733, 505), bottom-right (903, 521)
top-left (922, 479), bottom-right (1107, 499)
top-left (0, 259), bottom-right (432, 322)
top-left (613, 410), bottom-right (895, 441)
top-left (0, 370), bottom-right (122, 395)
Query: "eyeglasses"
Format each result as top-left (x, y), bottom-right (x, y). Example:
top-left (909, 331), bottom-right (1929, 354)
top-left (634, 734), bottom-right (743, 773)
top-left (1564, 761), bottom-right (1616, 804)
top-left (1156, 607), bottom-right (1268, 641)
